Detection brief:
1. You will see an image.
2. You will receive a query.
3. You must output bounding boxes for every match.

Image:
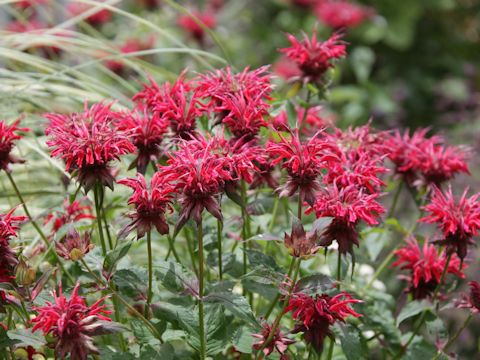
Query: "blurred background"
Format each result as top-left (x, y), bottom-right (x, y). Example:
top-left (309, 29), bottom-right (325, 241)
top-left (1, 0), bottom-right (480, 358)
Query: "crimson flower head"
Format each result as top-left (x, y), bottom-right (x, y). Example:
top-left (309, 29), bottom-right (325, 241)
top-left (315, 1), bottom-right (373, 30)
top-left (55, 229), bottom-right (94, 261)
top-left (286, 292), bottom-right (361, 353)
top-left (0, 119), bottom-right (29, 172)
top-left (273, 106), bottom-right (334, 135)
top-left (32, 283), bottom-right (114, 360)
top-left (133, 74), bottom-right (204, 139)
top-left (159, 136), bottom-right (233, 232)
top-left (330, 124), bottom-right (387, 160)
top-left (457, 281), bottom-right (480, 313)
top-left (312, 184), bottom-right (385, 255)
top-left (117, 107), bottom-right (168, 174)
top-left (392, 237), bottom-right (465, 299)
top-left (273, 56), bottom-right (302, 82)
top-left (252, 322), bottom-right (295, 358)
top-left (279, 30), bottom-right (346, 83)
top-left (118, 172), bottom-right (174, 238)
top-left (67, 2), bottom-right (112, 26)
top-left (105, 37), bottom-right (155, 75)
top-left (177, 9), bottom-right (216, 44)
top-left (420, 186), bottom-right (480, 260)
top-left (267, 128), bottom-right (339, 206)
top-left (45, 198), bottom-right (95, 235)
top-left (44, 102), bottom-right (135, 192)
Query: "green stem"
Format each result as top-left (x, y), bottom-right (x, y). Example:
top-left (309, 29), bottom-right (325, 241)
top-left (165, 233), bottom-right (181, 263)
top-left (184, 227), bottom-right (198, 276)
top-left (264, 258), bottom-right (296, 320)
top-left (326, 337), bottom-right (335, 360)
top-left (432, 314), bottom-right (473, 360)
top-left (365, 251), bottom-right (395, 290)
top-left (145, 231), bottom-right (153, 318)
top-left (336, 251), bottom-right (342, 289)
top-left (5, 172), bottom-right (74, 284)
top-left (197, 218), bottom-right (206, 360)
top-left (93, 184), bottom-right (107, 256)
top-left (268, 196), bottom-right (280, 233)
top-left (217, 219), bottom-right (223, 280)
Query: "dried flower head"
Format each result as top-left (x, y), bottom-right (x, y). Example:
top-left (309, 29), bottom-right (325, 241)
top-left (284, 216), bottom-right (321, 258)
top-left (420, 186), bottom-right (480, 260)
top-left (55, 229), bottom-right (94, 261)
top-left (252, 322), bottom-right (295, 357)
top-left (279, 30), bottom-right (346, 83)
top-left (44, 102), bottom-right (135, 192)
top-left (0, 119), bottom-right (29, 172)
top-left (392, 236), bottom-right (465, 299)
top-left (118, 172), bottom-right (174, 238)
top-left (32, 283), bottom-right (114, 360)
top-left (286, 292), bottom-right (361, 352)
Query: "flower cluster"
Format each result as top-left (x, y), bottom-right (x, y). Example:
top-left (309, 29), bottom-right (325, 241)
top-left (45, 198), bottom-right (95, 235)
top-left (177, 9), bottom-right (217, 44)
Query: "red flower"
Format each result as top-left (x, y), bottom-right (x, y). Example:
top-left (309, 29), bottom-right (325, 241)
top-left (392, 236), bottom-right (465, 299)
top-left (315, 1), bottom-right (373, 30)
top-left (420, 186), bottom-right (480, 260)
top-left (457, 281), bottom-right (480, 313)
top-left (330, 124), bottom-right (387, 160)
top-left (118, 172), bottom-right (174, 238)
top-left (159, 136), bottom-right (233, 232)
top-left (67, 2), bottom-right (112, 26)
top-left (32, 283), bottom-right (113, 360)
top-left (279, 30), bottom-right (346, 83)
top-left (177, 10), bottom-right (216, 44)
top-left (133, 74), bottom-right (204, 139)
top-left (104, 37), bottom-right (155, 75)
top-left (0, 119), bottom-right (29, 172)
top-left (273, 106), bottom-right (334, 135)
top-left (312, 184), bottom-right (384, 255)
top-left (267, 128), bottom-right (339, 206)
top-left (286, 292), bottom-right (361, 352)
top-left (45, 198), bottom-right (95, 235)
top-left (55, 229), bottom-right (94, 261)
top-left (252, 322), bottom-right (295, 357)
top-left (13, 0), bottom-right (48, 9)
top-left (273, 56), bottom-right (302, 81)
top-left (117, 106), bottom-right (168, 173)
top-left (44, 102), bottom-right (135, 192)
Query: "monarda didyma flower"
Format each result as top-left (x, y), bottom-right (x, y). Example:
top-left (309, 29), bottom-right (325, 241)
top-left (0, 119), bottom-right (29, 172)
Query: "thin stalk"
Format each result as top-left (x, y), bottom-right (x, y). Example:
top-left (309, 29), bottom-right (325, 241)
top-left (326, 337), bottom-right (335, 360)
top-left (184, 227), bottom-right (198, 276)
top-left (197, 218), bottom-right (206, 360)
top-left (241, 180), bottom-right (251, 299)
top-left (96, 184), bottom-right (113, 250)
top-left (365, 251), bottom-right (395, 290)
top-left (145, 231), bottom-right (153, 318)
top-left (336, 251), bottom-right (342, 289)
top-left (93, 184), bottom-right (107, 256)
top-left (268, 196), bottom-right (280, 233)
top-left (432, 314), bottom-right (473, 360)
top-left (263, 258), bottom-right (296, 320)
top-left (217, 219), bottom-right (223, 280)
top-left (164, 233), bottom-right (181, 263)
top-left (5, 172), bottom-right (74, 284)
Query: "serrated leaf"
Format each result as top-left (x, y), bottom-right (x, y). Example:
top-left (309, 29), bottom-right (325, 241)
top-left (155, 260), bottom-right (198, 297)
top-left (113, 268), bottom-right (147, 299)
top-left (103, 241), bottom-right (132, 276)
top-left (338, 324), bottom-right (367, 360)
top-left (131, 318), bottom-right (161, 346)
top-left (7, 328), bottom-right (46, 348)
top-left (204, 292), bottom-right (258, 327)
top-left (0, 326), bottom-right (19, 349)
top-left (396, 300), bottom-right (431, 326)
top-left (245, 249), bottom-right (280, 271)
top-left (232, 326), bottom-right (255, 354)
top-left (294, 274), bottom-right (333, 295)
top-left (405, 338), bottom-right (437, 360)
top-left (140, 343), bottom-right (175, 360)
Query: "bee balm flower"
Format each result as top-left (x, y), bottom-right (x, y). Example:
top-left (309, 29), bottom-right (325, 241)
top-left (0, 119), bottom-right (29, 172)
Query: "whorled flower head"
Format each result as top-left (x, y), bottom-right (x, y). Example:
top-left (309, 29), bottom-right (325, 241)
top-left (392, 236), bottom-right (465, 299)
top-left (420, 186), bottom-right (480, 260)
top-left (0, 119), bottom-right (29, 172)
top-left (118, 172), bottom-right (174, 238)
top-left (159, 136), bottom-right (234, 233)
top-left (45, 198), bottom-right (95, 235)
top-left (55, 229), bottom-right (94, 261)
top-left (279, 30), bottom-right (346, 83)
top-left (267, 128), bottom-right (340, 206)
top-left (32, 283), bottom-right (114, 360)
top-left (272, 106), bottom-right (334, 135)
top-left (252, 322), bottom-right (295, 358)
top-left (44, 102), bottom-right (135, 192)
top-left (116, 106), bottom-right (169, 174)
top-left (456, 281), bottom-right (480, 313)
top-left (285, 292), bottom-right (361, 353)
top-left (284, 216), bottom-right (321, 258)
top-left (133, 74), bottom-right (204, 139)
top-left (315, 1), bottom-right (374, 30)
top-left (312, 184), bottom-right (385, 255)
top-left (177, 9), bottom-right (217, 44)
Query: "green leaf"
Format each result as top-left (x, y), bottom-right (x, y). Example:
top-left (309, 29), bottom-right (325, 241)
top-left (131, 318), bottom-right (162, 346)
top-left (245, 249), bottom-right (280, 271)
top-left (155, 260), bottom-right (198, 296)
top-left (113, 269), bottom-right (147, 299)
top-left (204, 292), bottom-right (258, 327)
top-left (405, 338), bottom-right (437, 360)
top-left (396, 300), bottom-right (431, 326)
top-left (7, 328), bottom-right (46, 348)
top-left (140, 343), bottom-right (175, 360)
top-left (350, 46), bottom-right (375, 83)
top-left (0, 326), bottom-right (19, 349)
top-left (294, 274), bottom-right (334, 295)
top-left (232, 326), bottom-right (255, 354)
top-left (362, 229), bottom-right (386, 262)
top-left (103, 241), bottom-right (132, 276)
top-left (338, 324), bottom-right (367, 360)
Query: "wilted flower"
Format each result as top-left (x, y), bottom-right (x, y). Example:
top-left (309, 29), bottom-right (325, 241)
top-left (118, 172), bottom-right (174, 238)
top-left (392, 236), bottom-right (465, 299)
top-left (252, 322), bottom-right (295, 357)
top-left (45, 198), bottom-right (95, 235)
top-left (279, 30), bottom-right (346, 83)
top-left (285, 292), bottom-right (361, 352)
top-left (457, 281), bottom-right (480, 313)
top-left (117, 106), bottom-right (168, 173)
top-left (312, 184), bottom-right (384, 255)
top-left (0, 119), bottom-right (29, 172)
top-left (32, 283), bottom-right (114, 360)
top-left (67, 2), bottom-right (112, 26)
top-left (284, 216), bottom-right (321, 258)
top-left (55, 229), bottom-right (94, 261)
top-left (420, 186), bottom-right (480, 260)
top-left (267, 128), bottom-right (339, 206)
top-left (177, 9), bottom-right (216, 44)
top-left (44, 102), bottom-right (135, 192)
top-left (315, 1), bottom-right (373, 29)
